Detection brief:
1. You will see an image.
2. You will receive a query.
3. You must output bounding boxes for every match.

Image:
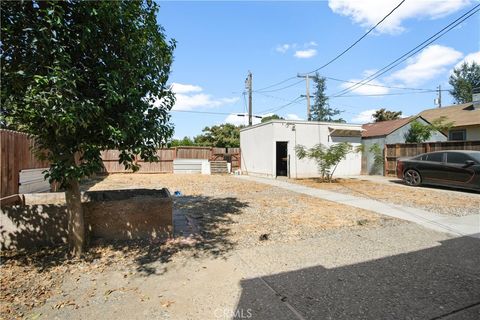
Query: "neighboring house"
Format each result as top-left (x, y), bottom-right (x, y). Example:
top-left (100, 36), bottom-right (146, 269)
top-left (419, 102), bottom-right (480, 141)
top-left (240, 120), bottom-right (363, 178)
top-left (361, 116), bottom-right (447, 175)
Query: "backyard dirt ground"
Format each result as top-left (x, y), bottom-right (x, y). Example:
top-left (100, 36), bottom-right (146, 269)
top-left (3, 174), bottom-right (479, 320)
top-left (81, 174), bottom-right (401, 247)
top-left (293, 178), bottom-right (480, 217)
top-left (1, 174), bottom-right (401, 319)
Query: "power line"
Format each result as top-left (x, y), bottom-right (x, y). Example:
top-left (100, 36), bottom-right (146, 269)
top-left (305, 0), bottom-right (406, 74)
top-left (332, 4), bottom-right (480, 97)
top-left (329, 90), bottom-right (450, 98)
top-left (324, 76), bottom-right (438, 91)
top-left (254, 79), bottom-right (304, 93)
top-left (254, 76), bottom-right (298, 92)
top-left (254, 91), bottom-right (301, 102)
top-left (253, 0), bottom-right (406, 92)
top-left (258, 96), bottom-right (306, 114)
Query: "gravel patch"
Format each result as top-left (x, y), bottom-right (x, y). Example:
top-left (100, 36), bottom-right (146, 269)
top-left (292, 178), bottom-right (480, 217)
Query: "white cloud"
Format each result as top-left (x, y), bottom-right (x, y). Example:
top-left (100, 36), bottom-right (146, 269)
top-left (174, 94), bottom-right (238, 111)
top-left (285, 113), bottom-right (303, 120)
top-left (224, 113), bottom-right (262, 126)
top-left (275, 41), bottom-right (317, 56)
top-left (453, 50), bottom-right (480, 69)
top-left (340, 70), bottom-right (390, 95)
top-left (294, 49), bottom-right (317, 59)
top-left (170, 82), bottom-right (202, 94)
top-left (276, 44), bottom-right (290, 53)
top-left (328, 0), bottom-right (471, 34)
top-left (351, 109), bottom-right (378, 123)
top-left (170, 83), bottom-right (239, 111)
top-left (390, 45), bottom-right (463, 85)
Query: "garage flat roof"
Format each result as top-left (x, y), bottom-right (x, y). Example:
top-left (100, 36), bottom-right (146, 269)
top-left (240, 120), bottom-right (363, 132)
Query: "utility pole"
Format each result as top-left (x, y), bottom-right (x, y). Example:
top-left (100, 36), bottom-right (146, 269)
top-left (438, 85), bottom-right (442, 108)
top-left (245, 71), bottom-right (253, 126)
top-left (298, 73), bottom-right (311, 121)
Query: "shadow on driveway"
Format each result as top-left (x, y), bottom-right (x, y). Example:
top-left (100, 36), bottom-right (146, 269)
top-left (235, 235), bottom-right (480, 319)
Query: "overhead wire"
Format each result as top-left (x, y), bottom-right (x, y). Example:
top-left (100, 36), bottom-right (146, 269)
top-left (254, 76), bottom-right (298, 92)
top-left (324, 76), bottom-right (439, 91)
top-left (258, 96), bottom-right (306, 114)
top-left (254, 79), bottom-right (304, 93)
top-left (304, 0), bottom-right (406, 74)
top-left (329, 90), bottom-right (448, 98)
top-left (252, 0), bottom-right (406, 91)
top-left (331, 4), bottom-right (480, 97)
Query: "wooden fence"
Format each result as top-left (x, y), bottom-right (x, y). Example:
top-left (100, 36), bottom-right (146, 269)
top-left (384, 140), bottom-right (480, 176)
top-left (0, 130), bottom-right (241, 198)
top-left (0, 130), bottom-right (50, 198)
top-left (100, 146), bottom-right (240, 173)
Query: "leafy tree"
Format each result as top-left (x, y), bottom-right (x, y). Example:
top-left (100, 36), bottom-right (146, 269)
top-left (404, 117), bottom-right (453, 143)
top-left (310, 74), bottom-right (344, 122)
top-left (369, 143), bottom-right (384, 174)
top-left (194, 124), bottom-right (242, 147)
top-left (1, 1), bottom-right (175, 256)
top-left (404, 121), bottom-right (432, 143)
top-left (295, 142), bottom-right (353, 181)
top-left (261, 114), bottom-right (284, 123)
top-left (449, 61), bottom-right (480, 104)
top-left (373, 108), bottom-right (402, 122)
top-left (169, 136), bottom-right (195, 147)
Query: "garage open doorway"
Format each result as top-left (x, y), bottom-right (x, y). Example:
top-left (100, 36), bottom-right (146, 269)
top-left (276, 141), bottom-right (288, 177)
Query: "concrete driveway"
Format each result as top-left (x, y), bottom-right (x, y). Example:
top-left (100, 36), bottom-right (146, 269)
top-left (28, 223), bottom-right (480, 320)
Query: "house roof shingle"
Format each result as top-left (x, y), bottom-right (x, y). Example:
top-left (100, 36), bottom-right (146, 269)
top-left (419, 103), bottom-right (479, 127)
top-left (361, 116), bottom-right (415, 138)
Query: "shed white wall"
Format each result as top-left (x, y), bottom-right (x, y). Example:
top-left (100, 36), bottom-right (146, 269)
top-left (240, 121), bottom-right (362, 178)
top-left (240, 122), bottom-right (275, 177)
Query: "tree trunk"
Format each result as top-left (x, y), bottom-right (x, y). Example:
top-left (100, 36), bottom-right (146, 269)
top-left (65, 178), bottom-right (85, 257)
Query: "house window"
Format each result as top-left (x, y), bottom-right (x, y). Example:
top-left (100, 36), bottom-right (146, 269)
top-left (449, 129), bottom-right (466, 141)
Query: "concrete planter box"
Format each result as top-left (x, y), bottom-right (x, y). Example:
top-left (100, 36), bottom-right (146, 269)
top-left (1, 188), bottom-right (172, 250)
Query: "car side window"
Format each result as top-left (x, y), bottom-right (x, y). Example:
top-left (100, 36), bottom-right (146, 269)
top-left (426, 153), bottom-right (444, 162)
top-left (446, 152), bottom-right (470, 164)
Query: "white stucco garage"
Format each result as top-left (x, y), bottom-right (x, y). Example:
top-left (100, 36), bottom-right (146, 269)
top-left (240, 120), bottom-right (363, 178)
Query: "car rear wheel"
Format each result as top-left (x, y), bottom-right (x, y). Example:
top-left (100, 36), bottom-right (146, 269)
top-left (404, 169), bottom-right (421, 186)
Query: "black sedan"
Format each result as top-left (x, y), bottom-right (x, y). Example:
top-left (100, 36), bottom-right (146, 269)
top-left (396, 150), bottom-right (480, 191)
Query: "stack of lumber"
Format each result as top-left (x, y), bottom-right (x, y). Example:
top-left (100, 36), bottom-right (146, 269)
top-left (209, 161), bottom-right (228, 174)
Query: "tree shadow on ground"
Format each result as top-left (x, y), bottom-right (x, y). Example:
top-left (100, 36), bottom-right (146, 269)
top-left (132, 195), bottom-right (249, 275)
top-left (1, 195), bottom-right (248, 277)
top-left (235, 235), bottom-right (480, 320)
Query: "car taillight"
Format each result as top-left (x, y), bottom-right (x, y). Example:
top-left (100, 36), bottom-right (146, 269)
top-left (396, 160), bottom-right (404, 178)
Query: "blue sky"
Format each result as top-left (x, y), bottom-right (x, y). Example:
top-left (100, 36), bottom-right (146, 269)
top-left (156, 0), bottom-right (480, 139)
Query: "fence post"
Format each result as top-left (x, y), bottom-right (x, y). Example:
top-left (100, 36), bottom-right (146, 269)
top-left (383, 146), bottom-right (387, 176)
